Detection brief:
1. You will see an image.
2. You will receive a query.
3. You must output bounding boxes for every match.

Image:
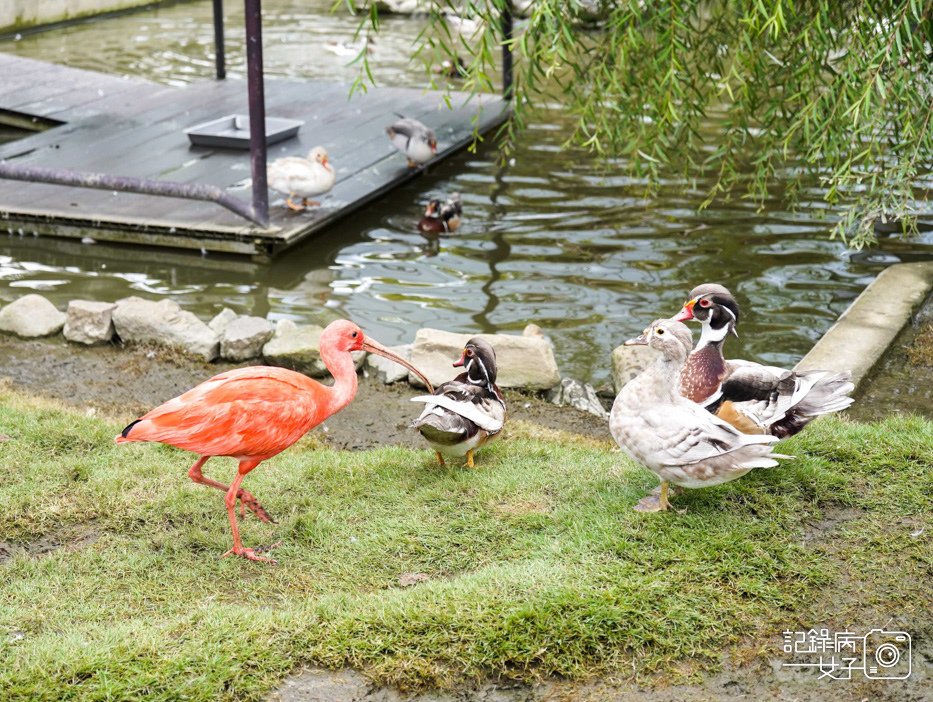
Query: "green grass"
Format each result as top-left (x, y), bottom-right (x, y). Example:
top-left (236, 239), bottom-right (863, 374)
top-left (0, 387), bottom-right (930, 700)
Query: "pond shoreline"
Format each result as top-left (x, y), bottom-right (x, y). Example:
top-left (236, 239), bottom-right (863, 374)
top-left (0, 333), bottom-right (610, 449)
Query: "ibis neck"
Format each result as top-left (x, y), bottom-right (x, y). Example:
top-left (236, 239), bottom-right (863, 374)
top-left (321, 346), bottom-right (359, 417)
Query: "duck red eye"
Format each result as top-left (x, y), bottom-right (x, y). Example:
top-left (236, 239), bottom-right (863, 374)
top-left (699, 299), bottom-right (711, 308)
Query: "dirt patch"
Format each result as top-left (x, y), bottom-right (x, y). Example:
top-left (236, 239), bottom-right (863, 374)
top-left (801, 505), bottom-right (864, 546)
top-left (0, 526), bottom-right (99, 564)
top-left (490, 499), bottom-right (552, 517)
top-left (0, 335), bottom-right (610, 450)
top-left (272, 662), bottom-right (930, 702)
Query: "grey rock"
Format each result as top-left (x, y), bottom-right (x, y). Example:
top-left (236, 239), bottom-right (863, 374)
top-left (408, 328), bottom-right (561, 390)
top-left (112, 296), bottom-right (219, 361)
top-left (0, 294), bottom-right (66, 338)
top-left (220, 316), bottom-right (274, 361)
top-left (611, 343), bottom-right (660, 394)
top-left (262, 320), bottom-right (364, 377)
top-left (365, 343), bottom-right (412, 384)
top-left (547, 378), bottom-right (608, 419)
top-left (64, 300), bottom-right (116, 345)
top-left (209, 307), bottom-right (238, 335)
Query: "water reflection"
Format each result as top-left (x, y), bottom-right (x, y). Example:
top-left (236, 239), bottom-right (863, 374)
top-left (2, 0), bottom-right (932, 383)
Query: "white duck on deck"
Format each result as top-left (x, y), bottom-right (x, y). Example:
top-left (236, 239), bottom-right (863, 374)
top-left (267, 145), bottom-right (336, 212)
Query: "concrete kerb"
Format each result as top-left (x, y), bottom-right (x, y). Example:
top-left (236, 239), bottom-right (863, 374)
top-left (795, 261), bottom-right (933, 388)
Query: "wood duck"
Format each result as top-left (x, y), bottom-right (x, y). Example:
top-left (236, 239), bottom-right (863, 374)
top-left (267, 146), bottom-right (336, 211)
top-left (417, 193), bottom-right (462, 234)
top-left (410, 337), bottom-right (506, 468)
top-left (610, 319), bottom-right (787, 512)
top-left (386, 117), bottom-right (438, 168)
top-left (673, 283), bottom-right (854, 437)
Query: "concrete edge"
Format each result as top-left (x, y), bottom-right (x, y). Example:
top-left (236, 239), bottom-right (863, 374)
top-left (795, 261), bottom-right (933, 388)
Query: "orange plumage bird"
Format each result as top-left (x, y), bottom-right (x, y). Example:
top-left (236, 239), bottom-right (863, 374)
top-left (116, 319), bottom-right (431, 564)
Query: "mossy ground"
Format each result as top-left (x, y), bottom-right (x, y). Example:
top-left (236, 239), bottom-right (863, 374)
top-left (0, 387), bottom-right (929, 700)
top-left (907, 321), bottom-right (933, 367)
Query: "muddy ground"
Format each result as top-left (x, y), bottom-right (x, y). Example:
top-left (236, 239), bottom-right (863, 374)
top-left (0, 335), bottom-right (610, 448)
top-left (1, 336), bottom-right (927, 702)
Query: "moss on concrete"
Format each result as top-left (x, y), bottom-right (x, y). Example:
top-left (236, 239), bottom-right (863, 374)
top-left (906, 321), bottom-right (933, 368)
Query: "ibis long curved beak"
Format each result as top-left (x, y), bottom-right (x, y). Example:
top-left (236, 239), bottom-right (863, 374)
top-left (672, 298), bottom-right (696, 322)
top-left (362, 338), bottom-right (434, 393)
top-left (624, 331), bottom-right (649, 346)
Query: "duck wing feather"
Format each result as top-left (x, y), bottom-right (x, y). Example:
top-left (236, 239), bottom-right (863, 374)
top-left (410, 380), bottom-right (504, 434)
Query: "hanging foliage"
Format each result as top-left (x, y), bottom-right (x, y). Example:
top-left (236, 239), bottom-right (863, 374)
top-left (342, 1), bottom-right (933, 248)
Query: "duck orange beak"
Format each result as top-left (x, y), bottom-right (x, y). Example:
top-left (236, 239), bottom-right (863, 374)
top-left (452, 349), bottom-right (467, 367)
top-left (672, 298), bottom-right (696, 322)
top-left (362, 337), bottom-right (434, 393)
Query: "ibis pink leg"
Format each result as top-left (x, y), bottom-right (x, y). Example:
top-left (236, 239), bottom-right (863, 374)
top-left (187, 456), bottom-right (274, 523)
top-left (221, 459), bottom-right (280, 563)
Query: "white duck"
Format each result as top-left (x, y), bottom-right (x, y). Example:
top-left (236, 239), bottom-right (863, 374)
top-left (267, 146), bottom-right (336, 212)
top-left (386, 117), bottom-right (437, 168)
top-left (610, 318), bottom-right (788, 512)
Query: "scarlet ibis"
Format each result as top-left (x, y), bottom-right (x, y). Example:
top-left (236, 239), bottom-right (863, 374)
top-left (116, 319), bottom-right (432, 563)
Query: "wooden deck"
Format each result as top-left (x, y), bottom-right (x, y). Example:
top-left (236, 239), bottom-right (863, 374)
top-left (0, 54), bottom-right (508, 259)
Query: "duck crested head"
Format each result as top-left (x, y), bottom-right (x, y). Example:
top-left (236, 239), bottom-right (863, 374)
top-left (453, 337), bottom-right (498, 388)
top-left (673, 283), bottom-right (740, 336)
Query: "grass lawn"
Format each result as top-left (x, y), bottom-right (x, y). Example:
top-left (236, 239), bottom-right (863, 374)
top-left (0, 386), bottom-right (930, 700)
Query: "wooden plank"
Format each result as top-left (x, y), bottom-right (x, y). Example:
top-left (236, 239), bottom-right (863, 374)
top-left (0, 56), bottom-right (509, 258)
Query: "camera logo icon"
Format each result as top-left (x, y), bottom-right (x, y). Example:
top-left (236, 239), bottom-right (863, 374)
top-left (863, 629), bottom-right (912, 680)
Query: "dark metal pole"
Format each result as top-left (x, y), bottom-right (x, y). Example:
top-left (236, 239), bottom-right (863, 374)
top-left (244, 0), bottom-right (269, 227)
top-left (212, 0), bottom-right (226, 79)
top-left (501, 0), bottom-right (513, 101)
top-left (0, 162), bottom-right (266, 226)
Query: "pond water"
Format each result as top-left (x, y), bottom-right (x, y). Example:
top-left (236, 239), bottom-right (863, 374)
top-left (2, 0), bottom-right (932, 385)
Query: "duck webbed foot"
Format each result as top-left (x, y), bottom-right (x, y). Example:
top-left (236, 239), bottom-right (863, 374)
top-left (286, 197), bottom-right (306, 212)
top-left (633, 482), bottom-right (684, 513)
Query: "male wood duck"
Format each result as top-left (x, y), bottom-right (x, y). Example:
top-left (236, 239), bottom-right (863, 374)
top-left (386, 117), bottom-right (438, 168)
top-left (673, 284), bottom-right (854, 437)
top-left (410, 337), bottom-right (506, 468)
top-left (417, 193), bottom-right (462, 234)
top-left (267, 146), bottom-right (336, 211)
top-left (610, 319), bottom-right (787, 512)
